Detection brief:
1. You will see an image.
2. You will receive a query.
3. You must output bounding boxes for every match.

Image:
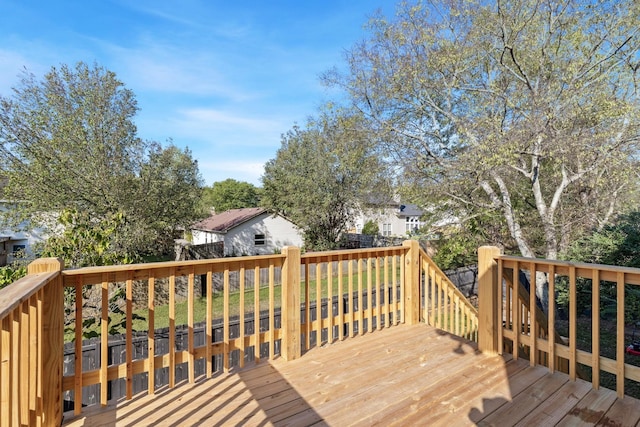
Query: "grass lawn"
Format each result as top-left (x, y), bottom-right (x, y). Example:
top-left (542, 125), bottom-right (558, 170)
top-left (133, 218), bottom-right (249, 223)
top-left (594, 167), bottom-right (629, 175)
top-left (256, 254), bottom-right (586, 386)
top-left (556, 315), bottom-right (640, 399)
top-left (65, 264), bottom-right (402, 342)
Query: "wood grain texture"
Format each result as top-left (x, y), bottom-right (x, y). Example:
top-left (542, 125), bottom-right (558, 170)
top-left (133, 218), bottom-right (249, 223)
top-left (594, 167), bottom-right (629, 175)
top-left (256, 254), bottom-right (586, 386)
top-left (61, 324), bottom-right (638, 427)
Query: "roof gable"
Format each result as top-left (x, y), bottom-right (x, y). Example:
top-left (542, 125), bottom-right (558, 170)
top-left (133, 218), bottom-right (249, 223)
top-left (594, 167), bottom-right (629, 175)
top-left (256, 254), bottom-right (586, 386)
top-left (192, 207), bottom-right (267, 233)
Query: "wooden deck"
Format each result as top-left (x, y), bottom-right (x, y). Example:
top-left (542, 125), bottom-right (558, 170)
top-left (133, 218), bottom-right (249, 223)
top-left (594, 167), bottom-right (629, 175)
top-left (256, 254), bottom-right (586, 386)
top-left (62, 324), bottom-right (640, 427)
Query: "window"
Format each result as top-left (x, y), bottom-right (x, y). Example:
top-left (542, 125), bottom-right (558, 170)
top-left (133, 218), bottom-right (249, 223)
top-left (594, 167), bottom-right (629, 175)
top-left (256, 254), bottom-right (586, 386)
top-left (382, 224), bottom-right (392, 236)
top-left (254, 234), bottom-right (266, 246)
top-left (12, 244), bottom-right (26, 256)
top-left (405, 217), bottom-right (419, 233)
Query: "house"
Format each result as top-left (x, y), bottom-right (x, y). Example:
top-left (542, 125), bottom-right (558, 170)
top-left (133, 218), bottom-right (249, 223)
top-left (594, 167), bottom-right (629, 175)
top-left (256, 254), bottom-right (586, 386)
top-left (352, 201), bottom-right (426, 237)
top-left (0, 178), bottom-right (47, 266)
top-left (0, 202), bottom-right (48, 266)
top-left (190, 207), bottom-right (304, 256)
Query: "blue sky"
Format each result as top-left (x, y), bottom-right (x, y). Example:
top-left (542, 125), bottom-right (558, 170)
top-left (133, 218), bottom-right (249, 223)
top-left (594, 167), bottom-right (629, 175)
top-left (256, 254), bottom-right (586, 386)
top-left (0, 0), bottom-right (396, 186)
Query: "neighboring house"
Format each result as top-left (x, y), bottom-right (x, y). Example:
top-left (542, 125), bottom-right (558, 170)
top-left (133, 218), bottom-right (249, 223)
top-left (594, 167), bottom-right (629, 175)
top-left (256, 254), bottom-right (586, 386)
top-left (0, 203), bottom-right (47, 266)
top-left (190, 207), bottom-right (304, 256)
top-left (352, 202), bottom-right (426, 238)
top-left (0, 177), bottom-right (50, 266)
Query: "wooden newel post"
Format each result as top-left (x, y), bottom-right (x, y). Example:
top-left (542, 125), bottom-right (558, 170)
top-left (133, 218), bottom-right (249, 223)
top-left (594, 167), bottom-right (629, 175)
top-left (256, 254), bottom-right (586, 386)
top-left (403, 240), bottom-right (420, 325)
top-left (478, 246), bottom-right (501, 354)
top-left (28, 257), bottom-right (65, 426)
top-left (281, 246), bottom-right (301, 361)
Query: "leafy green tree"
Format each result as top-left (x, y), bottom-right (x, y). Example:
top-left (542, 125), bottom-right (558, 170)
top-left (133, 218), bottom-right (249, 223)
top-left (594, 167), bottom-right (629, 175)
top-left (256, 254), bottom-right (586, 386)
top-left (201, 178), bottom-right (261, 214)
top-left (431, 215), bottom-right (494, 271)
top-left (0, 62), bottom-right (203, 259)
top-left (262, 108), bottom-right (391, 250)
top-left (361, 220), bottom-right (379, 236)
top-left (565, 211), bottom-right (640, 268)
top-left (324, 0), bottom-right (640, 305)
top-left (135, 143), bottom-right (204, 255)
top-left (0, 265), bottom-right (26, 290)
top-left (41, 208), bottom-right (133, 268)
top-left (0, 62), bottom-right (142, 217)
top-left (562, 211), bottom-right (640, 322)
top-left (325, 0), bottom-right (640, 257)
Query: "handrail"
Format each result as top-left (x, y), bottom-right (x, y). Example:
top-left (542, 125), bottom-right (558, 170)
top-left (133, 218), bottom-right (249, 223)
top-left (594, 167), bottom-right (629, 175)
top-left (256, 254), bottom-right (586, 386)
top-left (60, 252), bottom-right (290, 416)
top-left (419, 247), bottom-right (479, 341)
top-left (301, 245), bottom-right (408, 346)
top-left (478, 247), bottom-right (640, 399)
top-left (0, 258), bottom-right (64, 427)
top-left (0, 242), bottom-right (482, 421)
top-left (498, 254), bottom-right (640, 285)
top-left (57, 243), bottom-right (423, 416)
top-left (0, 271), bottom-right (58, 320)
top-left (60, 252), bottom-right (287, 286)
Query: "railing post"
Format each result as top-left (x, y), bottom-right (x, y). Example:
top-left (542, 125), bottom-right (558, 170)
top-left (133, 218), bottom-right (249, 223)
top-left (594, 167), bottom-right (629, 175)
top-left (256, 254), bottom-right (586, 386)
top-left (281, 246), bottom-right (301, 361)
top-left (478, 246), bottom-right (501, 354)
top-left (28, 257), bottom-right (64, 426)
top-left (403, 240), bottom-right (420, 325)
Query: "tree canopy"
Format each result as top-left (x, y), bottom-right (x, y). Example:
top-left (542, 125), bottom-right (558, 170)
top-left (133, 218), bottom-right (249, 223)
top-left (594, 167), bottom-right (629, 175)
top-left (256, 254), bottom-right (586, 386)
top-left (262, 108), bottom-right (391, 250)
top-left (201, 178), bottom-right (261, 214)
top-left (324, 0), bottom-right (640, 262)
top-left (0, 62), bottom-right (203, 265)
top-left (565, 211), bottom-right (640, 268)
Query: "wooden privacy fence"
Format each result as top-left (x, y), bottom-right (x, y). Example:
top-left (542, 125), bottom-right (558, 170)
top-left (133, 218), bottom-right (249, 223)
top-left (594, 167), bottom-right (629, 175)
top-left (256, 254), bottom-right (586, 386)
top-left (477, 246), bottom-right (640, 398)
top-left (0, 241), bottom-right (479, 423)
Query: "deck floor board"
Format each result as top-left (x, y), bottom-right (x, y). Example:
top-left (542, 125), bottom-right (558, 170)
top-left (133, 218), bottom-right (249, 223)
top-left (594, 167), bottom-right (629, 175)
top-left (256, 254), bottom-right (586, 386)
top-left (62, 324), bottom-right (640, 427)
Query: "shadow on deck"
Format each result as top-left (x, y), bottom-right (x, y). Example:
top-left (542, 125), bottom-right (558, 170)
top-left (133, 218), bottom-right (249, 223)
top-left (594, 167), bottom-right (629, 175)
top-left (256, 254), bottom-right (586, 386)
top-left (62, 324), bottom-right (640, 426)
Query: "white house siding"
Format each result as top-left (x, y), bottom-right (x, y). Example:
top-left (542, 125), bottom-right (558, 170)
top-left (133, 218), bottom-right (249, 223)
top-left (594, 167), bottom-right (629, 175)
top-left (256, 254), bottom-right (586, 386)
top-left (191, 213), bottom-right (303, 256)
top-left (0, 203), bottom-right (48, 266)
top-left (191, 229), bottom-right (224, 245)
top-left (224, 214), bottom-right (303, 256)
top-left (353, 204), bottom-right (424, 238)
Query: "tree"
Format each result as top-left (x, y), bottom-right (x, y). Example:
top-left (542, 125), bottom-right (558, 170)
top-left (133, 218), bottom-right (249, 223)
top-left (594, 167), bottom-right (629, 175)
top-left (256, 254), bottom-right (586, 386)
top-left (262, 108), bottom-right (391, 250)
top-left (324, 0), bottom-right (640, 303)
top-left (361, 220), bottom-right (379, 236)
top-left (562, 211), bottom-right (640, 323)
top-left (41, 208), bottom-right (133, 268)
top-left (135, 143), bottom-right (204, 255)
top-left (0, 265), bottom-right (26, 290)
top-left (0, 62), bottom-right (203, 261)
top-left (201, 178), bottom-right (261, 214)
top-left (565, 211), bottom-right (640, 268)
top-left (0, 62), bottom-right (142, 217)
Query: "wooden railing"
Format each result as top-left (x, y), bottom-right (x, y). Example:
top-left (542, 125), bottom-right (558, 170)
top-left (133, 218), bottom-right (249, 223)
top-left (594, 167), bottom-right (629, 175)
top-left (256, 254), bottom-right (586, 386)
top-left (419, 245), bottom-right (479, 341)
top-left (477, 246), bottom-right (640, 398)
top-left (0, 258), bottom-right (64, 427)
top-left (59, 249), bottom-right (295, 416)
top-left (0, 241), bottom-right (479, 423)
top-left (300, 245), bottom-right (408, 348)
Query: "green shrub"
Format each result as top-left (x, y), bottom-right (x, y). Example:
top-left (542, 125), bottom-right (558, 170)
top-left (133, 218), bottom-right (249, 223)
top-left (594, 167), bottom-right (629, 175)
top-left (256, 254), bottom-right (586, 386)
top-left (0, 265), bottom-right (27, 290)
top-left (361, 220), bottom-right (379, 236)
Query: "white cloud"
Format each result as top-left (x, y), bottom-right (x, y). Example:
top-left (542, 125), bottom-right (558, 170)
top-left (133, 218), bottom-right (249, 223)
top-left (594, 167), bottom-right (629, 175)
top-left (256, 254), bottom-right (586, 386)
top-left (177, 108), bottom-right (283, 133)
top-left (197, 159), bottom-right (266, 186)
top-left (94, 40), bottom-right (256, 101)
top-left (135, 106), bottom-right (287, 149)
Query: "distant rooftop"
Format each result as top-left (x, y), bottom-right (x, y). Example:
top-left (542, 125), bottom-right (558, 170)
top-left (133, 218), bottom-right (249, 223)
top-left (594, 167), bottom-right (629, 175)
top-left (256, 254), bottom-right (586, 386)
top-left (191, 207), bottom-right (266, 233)
top-left (397, 203), bottom-right (423, 217)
